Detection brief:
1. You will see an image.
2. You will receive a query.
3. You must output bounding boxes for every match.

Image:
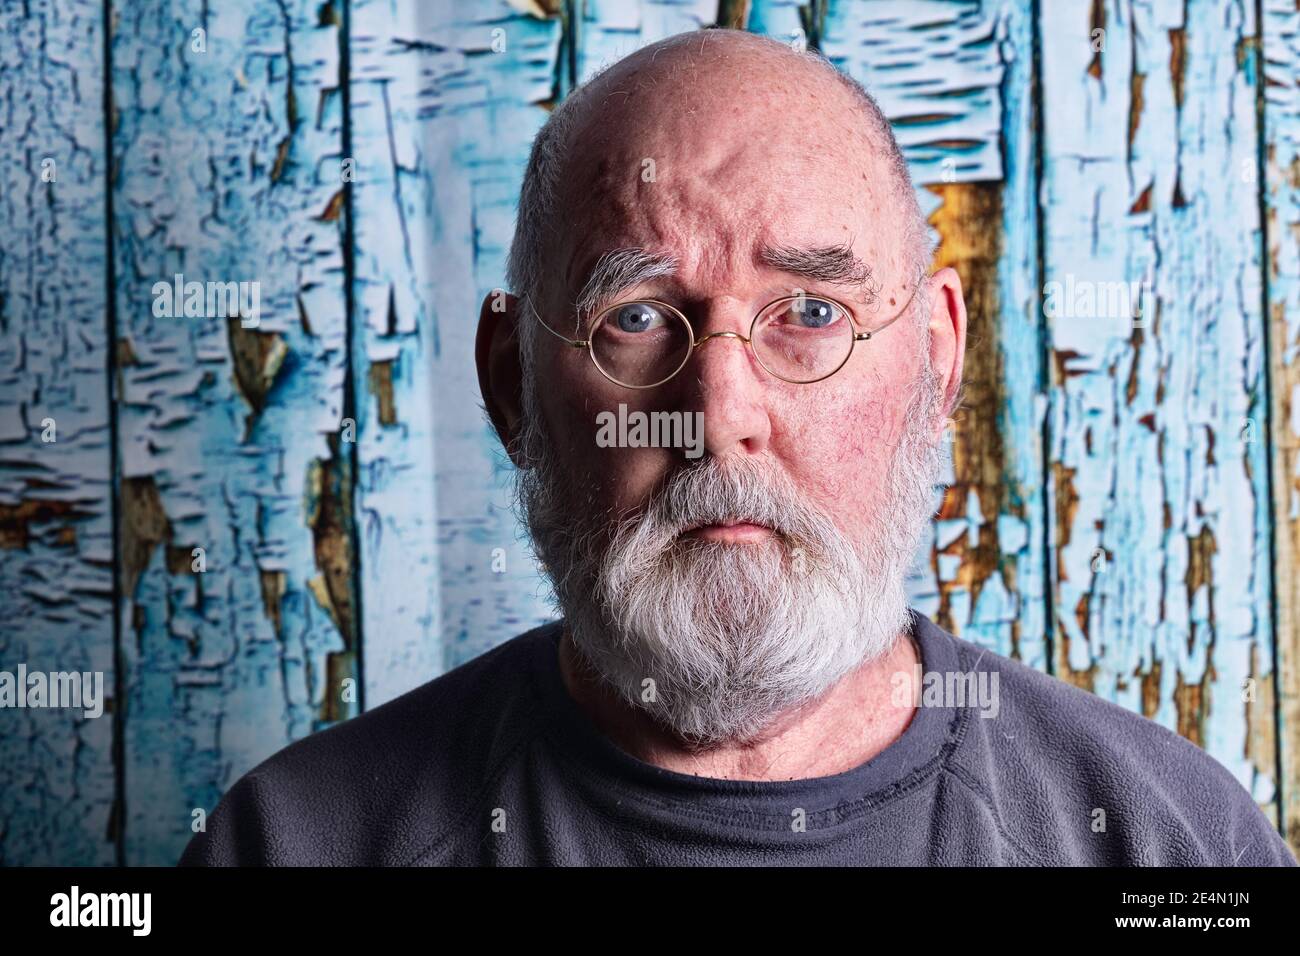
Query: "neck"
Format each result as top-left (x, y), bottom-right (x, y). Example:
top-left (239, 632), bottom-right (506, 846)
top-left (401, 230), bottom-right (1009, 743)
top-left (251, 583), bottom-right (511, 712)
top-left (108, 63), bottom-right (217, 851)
top-left (556, 624), bottom-right (920, 781)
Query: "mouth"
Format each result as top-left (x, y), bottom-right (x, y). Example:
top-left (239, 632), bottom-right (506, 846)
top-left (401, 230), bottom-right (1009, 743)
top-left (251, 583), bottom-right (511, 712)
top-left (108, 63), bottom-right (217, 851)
top-left (680, 518), bottom-right (775, 543)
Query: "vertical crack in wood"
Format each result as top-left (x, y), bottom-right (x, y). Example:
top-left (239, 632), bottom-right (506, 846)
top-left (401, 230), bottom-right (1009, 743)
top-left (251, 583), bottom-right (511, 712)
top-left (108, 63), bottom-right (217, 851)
top-left (307, 428), bottom-right (357, 722)
top-left (1086, 0), bottom-right (1105, 80)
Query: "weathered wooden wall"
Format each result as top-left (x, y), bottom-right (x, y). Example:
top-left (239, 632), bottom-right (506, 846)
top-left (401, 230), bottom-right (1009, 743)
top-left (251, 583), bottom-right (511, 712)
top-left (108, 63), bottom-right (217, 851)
top-left (1, 0), bottom-right (1297, 865)
top-left (0, 0), bottom-right (117, 865)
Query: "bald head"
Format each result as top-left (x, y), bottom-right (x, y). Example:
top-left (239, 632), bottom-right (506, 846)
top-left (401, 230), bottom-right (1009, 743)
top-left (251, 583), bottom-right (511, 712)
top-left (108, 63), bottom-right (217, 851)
top-left (508, 28), bottom-right (931, 356)
top-left (559, 31), bottom-right (911, 211)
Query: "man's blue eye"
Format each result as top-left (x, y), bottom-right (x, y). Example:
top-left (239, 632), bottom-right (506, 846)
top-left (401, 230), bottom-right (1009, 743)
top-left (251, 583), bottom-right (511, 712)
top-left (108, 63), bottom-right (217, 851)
top-left (787, 298), bottom-right (838, 328)
top-left (615, 304), bottom-right (664, 333)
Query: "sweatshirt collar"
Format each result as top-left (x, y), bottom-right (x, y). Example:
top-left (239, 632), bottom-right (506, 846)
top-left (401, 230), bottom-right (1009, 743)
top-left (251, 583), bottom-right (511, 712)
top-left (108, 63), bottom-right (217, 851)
top-left (528, 609), bottom-right (969, 824)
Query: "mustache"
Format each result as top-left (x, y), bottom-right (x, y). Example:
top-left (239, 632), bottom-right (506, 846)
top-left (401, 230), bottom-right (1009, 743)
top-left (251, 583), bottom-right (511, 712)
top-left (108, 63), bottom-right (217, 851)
top-left (596, 455), bottom-right (867, 632)
top-left (615, 456), bottom-right (835, 548)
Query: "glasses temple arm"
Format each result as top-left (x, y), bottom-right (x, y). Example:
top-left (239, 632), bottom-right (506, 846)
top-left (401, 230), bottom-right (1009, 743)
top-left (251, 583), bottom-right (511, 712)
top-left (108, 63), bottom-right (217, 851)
top-left (525, 299), bottom-right (589, 349)
top-left (853, 282), bottom-right (923, 341)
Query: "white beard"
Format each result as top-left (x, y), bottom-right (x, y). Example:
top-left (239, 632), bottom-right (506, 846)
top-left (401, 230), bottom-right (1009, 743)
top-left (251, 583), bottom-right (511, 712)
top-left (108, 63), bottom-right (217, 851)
top-left (516, 344), bottom-right (944, 747)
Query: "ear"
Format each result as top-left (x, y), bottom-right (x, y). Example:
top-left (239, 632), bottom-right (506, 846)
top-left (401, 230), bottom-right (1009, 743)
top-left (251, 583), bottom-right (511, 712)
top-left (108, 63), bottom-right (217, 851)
top-left (475, 289), bottom-right (527, 468)
top-left (925, 266), bottom-right (967, 442)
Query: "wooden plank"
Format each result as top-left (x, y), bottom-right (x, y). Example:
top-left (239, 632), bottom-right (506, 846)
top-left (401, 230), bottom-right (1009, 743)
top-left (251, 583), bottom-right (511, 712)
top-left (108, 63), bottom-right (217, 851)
top-left (108, 0), bottom-right (354, 864)
top-left (824, 0), bottom-right (1006, 185)
top-left (350, 0), bottom-right (564, 683)
top-left (575, 1), bottom-right (809, 84)
top-left (743, 0), bottom-right (811, 43)
top-left (823, 0), bottom-right (1047, 668)
top-left (1039, 0), bottom-right (1279, 820)
top-left (576, 0), bottom-right (719, 80)
top-left (1262, 0), bottom-right (1300, 852)
top-left (0, 0), bottom-right (117, 866)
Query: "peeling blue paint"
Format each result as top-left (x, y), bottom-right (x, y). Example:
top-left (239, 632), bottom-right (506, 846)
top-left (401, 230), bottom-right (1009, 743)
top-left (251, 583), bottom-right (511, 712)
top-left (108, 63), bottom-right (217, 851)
top-left (1, 0), bottom-right (1296, 865)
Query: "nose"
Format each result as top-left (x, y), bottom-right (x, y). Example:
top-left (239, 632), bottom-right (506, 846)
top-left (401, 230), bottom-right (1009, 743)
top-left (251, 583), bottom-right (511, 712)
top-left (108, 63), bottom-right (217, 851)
top-left (673, 314), bottom-right (771, 458)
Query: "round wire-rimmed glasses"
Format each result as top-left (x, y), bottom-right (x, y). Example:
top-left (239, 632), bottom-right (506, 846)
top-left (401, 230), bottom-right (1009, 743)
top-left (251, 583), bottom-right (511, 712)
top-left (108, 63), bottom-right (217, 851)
top-left (534, 287), bottom-right (918, 389)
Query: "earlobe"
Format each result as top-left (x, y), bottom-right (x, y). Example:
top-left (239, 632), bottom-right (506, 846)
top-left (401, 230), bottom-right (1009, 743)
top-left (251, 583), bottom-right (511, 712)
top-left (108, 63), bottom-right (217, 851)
top-left (475, 290), bottom-right (527, 468)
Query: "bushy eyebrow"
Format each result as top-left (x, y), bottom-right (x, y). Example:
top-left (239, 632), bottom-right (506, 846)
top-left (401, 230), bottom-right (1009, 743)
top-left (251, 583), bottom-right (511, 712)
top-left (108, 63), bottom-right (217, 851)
top-left (572, 248), bottom-right (679, 328)
top-left (759, 241), bottom-right (879, 304)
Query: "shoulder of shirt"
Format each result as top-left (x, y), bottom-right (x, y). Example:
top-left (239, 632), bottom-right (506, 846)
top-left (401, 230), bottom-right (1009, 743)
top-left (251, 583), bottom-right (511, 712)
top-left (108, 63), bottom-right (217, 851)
top-left (928, 623), bottom-right (1295, 866)
top-left (180, 620), bottom-right (559, 866)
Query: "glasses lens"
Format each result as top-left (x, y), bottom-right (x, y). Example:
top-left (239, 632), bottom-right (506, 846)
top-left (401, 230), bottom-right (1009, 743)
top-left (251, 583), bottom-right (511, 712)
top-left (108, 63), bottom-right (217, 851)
top-left (751, 295), bottom-right (855, 383)
top-left (590, 302), bottom-right (693, 387)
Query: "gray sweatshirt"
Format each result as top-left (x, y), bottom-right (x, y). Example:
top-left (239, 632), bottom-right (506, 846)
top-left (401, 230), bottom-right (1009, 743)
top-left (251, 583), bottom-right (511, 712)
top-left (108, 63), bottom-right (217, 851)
top-left (179, 611), bottom-right (1297, 866)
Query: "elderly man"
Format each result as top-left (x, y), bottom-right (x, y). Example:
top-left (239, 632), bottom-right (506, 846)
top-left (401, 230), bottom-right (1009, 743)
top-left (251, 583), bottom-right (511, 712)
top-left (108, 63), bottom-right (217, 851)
top-left (182, 30), bottom-right (1294, 866)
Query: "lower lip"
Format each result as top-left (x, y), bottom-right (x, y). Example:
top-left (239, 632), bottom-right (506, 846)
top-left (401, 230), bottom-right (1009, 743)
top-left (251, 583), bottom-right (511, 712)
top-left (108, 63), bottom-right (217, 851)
top-left (682, 522), bottom-right (773, 543)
